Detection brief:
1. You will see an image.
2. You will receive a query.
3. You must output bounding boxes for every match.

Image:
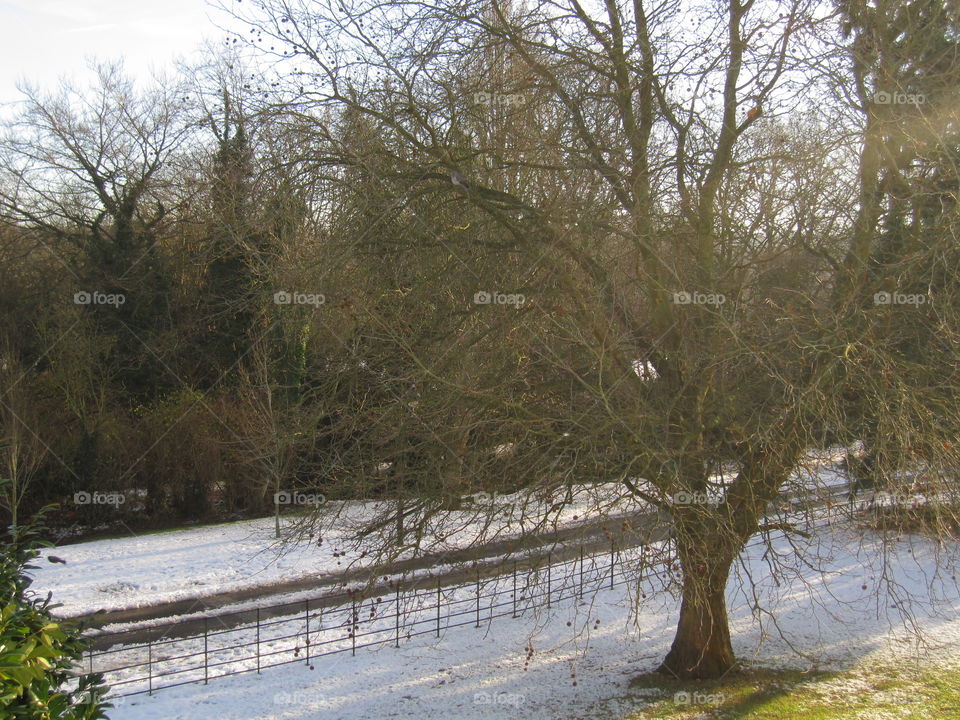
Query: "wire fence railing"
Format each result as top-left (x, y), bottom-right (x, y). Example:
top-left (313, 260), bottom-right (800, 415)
top-left (87, 539), bottom-right (650, 699)
top-left (82, 481), bottom-right (894, 701)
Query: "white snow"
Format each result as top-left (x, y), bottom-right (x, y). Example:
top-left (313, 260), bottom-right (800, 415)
top-left (33, 453), bottom-right (857, 618)
top-left (101, 523), bottom-right (960, 720)
top-left (37, 516), bottom-right (326, 615)
top-left (33, 487), bottom-right (644, 617)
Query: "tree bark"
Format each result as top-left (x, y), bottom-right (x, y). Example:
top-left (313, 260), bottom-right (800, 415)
top-left (658, 532), bottom-right (740, 679)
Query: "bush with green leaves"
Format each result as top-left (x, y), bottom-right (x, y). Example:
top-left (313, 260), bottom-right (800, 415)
top-left (0, 503), bottom-right (111, 720)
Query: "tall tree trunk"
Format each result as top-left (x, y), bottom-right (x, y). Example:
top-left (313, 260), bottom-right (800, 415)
top-left (658, 529), bottom-right (741, 679)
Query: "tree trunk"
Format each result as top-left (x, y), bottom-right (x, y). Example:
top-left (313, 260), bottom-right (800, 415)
top-left (658, 533), bottom-right (740, 679)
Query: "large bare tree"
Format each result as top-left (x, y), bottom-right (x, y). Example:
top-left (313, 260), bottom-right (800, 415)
top-left (217, 0), bottom-right (960, 680)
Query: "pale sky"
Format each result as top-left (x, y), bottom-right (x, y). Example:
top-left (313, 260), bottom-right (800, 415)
top-left (0, 0), bottom-right (234, 107)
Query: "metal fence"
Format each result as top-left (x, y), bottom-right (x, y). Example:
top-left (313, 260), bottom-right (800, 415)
top-left (85, 483), bottom-right (865, 701)
top-left (87, 541), bottom-right (649, 699)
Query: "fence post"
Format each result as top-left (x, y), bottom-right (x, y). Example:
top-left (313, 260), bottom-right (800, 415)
top-left (436, 579), bottom-right (441, 637)
top-left (579, 547), bottom-right (584, 598)
top-left (88, 649), bottom-right (93, 675)
top-left (148, 640), bottom-right (153, 696)
top-left (256, 608), bottom-right (261, 674)
top-left (204, 617), bottom-right (209, 685)
top-left (610, 539), bottom-right (615, 590)
top-left (475, 568), bottom-right (480, 628)
top-left (512, 561), bottom-right (518, 618)
top-left (547, 553), bottom-right (552, 609)
top-left (305, 599), bottom-right (311, 665)
top-left (395, 582), bottom-right (401, 648)
top-left (351, 597), bottom-right (357, 656)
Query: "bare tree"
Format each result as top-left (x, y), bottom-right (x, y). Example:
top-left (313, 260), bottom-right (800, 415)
top-left (0, 61), bottom-right (191, 279)
top-left (222, 0), bottom-right (960, 681)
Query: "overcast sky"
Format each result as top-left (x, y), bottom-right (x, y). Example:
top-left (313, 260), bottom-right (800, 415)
top-left (0, 0), bottom-right (233, 107)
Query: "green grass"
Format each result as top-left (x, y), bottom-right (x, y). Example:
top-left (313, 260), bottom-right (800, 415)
top-left (609, 662), bottom-right (960, 720)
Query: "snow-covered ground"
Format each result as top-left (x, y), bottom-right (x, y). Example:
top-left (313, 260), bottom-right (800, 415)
top-left (35, 453), bottom-right (855, 618)
top-left (105, 524), bottom-right (960, 720)
top-left (34, 485), bottom-right (644, 617)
